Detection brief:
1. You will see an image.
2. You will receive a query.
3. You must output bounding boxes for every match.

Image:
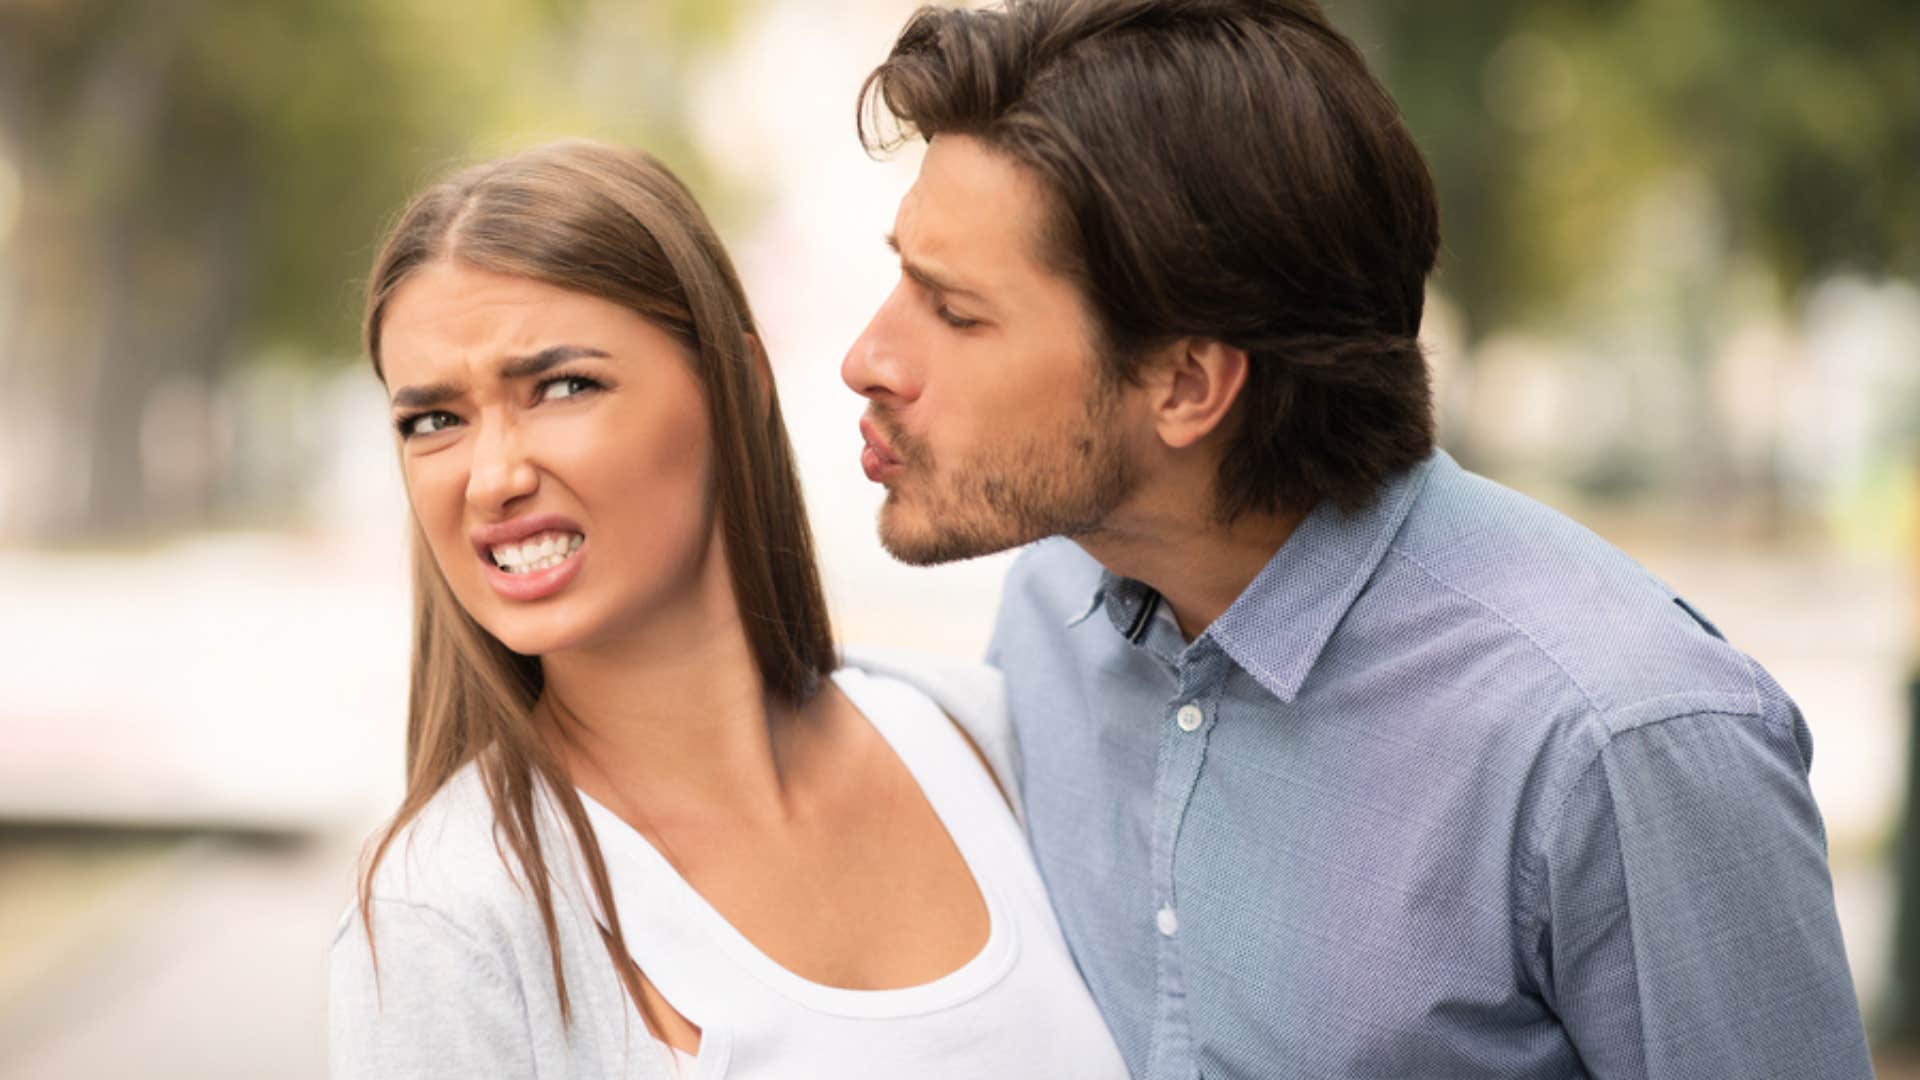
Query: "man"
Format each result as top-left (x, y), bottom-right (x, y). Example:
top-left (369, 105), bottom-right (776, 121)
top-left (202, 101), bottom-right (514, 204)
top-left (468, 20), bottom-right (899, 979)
top-left (842, 1), bottom-right (1871, 1077)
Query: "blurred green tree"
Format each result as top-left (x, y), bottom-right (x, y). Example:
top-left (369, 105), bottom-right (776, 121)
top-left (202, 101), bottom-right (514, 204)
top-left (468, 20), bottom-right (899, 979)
top-left (1343, 0), bottom-right (1917, 330)
top-left (2, 0), bottom-right (1912, 538)
top-left (0, 0), bottom-right (739, 540)
top-left (1339, 0), bottom-right (1918, 503)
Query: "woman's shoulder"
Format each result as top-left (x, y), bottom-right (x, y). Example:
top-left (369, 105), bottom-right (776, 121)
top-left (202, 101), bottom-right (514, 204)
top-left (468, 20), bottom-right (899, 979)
top-left (334, 758), bottom-right (563, 949)
top-left (355, 761), bottom-right (504, 897)
top-left (328, 759), bottom-right (646, 1078)
top-left (835, 647), bottom-right (1022, 820)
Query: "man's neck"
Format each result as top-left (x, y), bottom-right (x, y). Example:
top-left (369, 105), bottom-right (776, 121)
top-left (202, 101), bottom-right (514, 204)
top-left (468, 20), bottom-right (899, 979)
top-left (1075, 498), bottom-right (1308, 641)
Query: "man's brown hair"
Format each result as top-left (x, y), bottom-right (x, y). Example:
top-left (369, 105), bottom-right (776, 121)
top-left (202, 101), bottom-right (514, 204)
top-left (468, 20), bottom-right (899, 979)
top-left (861, 0), bottom-right (1440, 518)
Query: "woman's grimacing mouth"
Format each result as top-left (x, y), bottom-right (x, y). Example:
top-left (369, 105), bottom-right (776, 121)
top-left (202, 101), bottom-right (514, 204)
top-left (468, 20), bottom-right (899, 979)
top-left (474, 527), bottom-right (588, 604)
top-left (469, 513), bottom-right (589, 577)
top-left (488, 530), bottom-right (584, 574)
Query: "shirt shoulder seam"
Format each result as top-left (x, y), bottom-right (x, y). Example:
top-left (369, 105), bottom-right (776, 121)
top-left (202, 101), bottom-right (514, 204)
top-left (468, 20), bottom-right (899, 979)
top-left (1737, 651), bottom-right (1769, 725)
top-left (1386, 544), bottom-right (1604, 712)
top-left (1512, 705), bottom-right (1774, 929)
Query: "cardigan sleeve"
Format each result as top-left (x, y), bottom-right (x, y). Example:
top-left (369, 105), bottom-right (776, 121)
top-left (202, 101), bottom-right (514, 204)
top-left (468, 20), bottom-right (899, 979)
top-left (329, 898), bottom-right (539, 1080)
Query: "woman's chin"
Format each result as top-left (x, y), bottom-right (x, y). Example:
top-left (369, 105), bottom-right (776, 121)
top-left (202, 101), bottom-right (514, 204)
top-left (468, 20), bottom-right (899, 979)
top-left (476, 605), bottom-right (598, 660)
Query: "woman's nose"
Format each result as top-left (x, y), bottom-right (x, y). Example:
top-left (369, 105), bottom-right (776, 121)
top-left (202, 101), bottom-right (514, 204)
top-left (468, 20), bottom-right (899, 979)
top-left (465, 419), bottom-right (539, 515)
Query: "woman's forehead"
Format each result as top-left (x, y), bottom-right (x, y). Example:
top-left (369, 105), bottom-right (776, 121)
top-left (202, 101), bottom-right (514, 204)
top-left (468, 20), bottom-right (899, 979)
top-left (379, 263), bottom-right (659, 385)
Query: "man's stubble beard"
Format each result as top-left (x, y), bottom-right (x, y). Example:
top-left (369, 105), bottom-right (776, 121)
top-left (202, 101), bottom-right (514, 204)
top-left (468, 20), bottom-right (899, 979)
top-left (875, 376), bottom-right (1137, 567)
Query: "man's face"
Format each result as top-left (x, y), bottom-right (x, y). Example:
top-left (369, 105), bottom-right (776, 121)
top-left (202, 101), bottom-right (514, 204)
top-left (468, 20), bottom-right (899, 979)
top-left (843, 134), bottom-right (1144, 565)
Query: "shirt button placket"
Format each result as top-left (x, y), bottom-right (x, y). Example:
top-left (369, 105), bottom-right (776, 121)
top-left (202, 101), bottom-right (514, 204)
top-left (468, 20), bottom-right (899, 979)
top-left (1154, 649), bottom-right (1231, 1080)
top-left (1159, 702), bottom-right (1202, 951)
top-left (1148, 658), bottom-right (1222, 1080)
top-left (1156, 905), bottom-right (1180, 937)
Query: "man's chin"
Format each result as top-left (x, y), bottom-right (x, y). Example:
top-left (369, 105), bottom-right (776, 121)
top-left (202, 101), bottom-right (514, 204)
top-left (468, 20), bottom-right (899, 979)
top-left (876, 502), bottom-right (1025, 567)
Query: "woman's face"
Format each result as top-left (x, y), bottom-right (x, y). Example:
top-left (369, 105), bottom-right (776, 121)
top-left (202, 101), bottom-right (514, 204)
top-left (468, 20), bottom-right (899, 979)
top-left (378, 260), bottom-right (717, 658)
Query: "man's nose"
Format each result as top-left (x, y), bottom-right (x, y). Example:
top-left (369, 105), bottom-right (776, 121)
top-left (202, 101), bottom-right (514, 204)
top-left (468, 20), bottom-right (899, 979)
top-left (842, 286), bottom-right (920, 404)
top-left (465, 416), bottom-right (539, 515)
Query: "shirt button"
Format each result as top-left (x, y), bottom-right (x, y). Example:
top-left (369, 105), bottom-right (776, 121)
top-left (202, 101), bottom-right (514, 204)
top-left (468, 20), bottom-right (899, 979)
top-left (1175, 703), bottom-right (1205, 732)
top-left (1156, 905), bottom-right (1180, 937)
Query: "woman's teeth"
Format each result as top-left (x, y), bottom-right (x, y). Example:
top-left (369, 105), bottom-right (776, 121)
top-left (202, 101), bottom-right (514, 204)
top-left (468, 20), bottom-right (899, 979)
top-left (489, 531), bottom-right (584, 574)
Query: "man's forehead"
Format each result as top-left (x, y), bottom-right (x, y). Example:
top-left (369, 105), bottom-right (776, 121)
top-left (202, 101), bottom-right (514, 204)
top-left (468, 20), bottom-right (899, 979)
top-left (895, 134), bottom-right (1058, 286)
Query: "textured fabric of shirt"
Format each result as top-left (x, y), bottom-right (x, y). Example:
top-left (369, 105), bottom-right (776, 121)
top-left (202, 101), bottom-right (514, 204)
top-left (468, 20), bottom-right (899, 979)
top-left (987, 449), bottom-right (1871, 1080)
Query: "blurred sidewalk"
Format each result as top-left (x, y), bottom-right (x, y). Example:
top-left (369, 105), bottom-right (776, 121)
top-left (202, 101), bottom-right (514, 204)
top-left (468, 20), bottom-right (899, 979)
top-left (0, 534), bottom-right (412, 834)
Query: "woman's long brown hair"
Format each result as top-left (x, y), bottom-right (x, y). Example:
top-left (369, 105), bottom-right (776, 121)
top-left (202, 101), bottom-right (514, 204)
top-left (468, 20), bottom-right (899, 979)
top-left (354, 140), bottom-right (837, 1026)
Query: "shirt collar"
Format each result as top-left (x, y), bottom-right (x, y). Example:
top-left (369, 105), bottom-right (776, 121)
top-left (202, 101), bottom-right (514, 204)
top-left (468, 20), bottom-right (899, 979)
top-left (1067, 568), bottom-right (1163, 640)
top-left (1084, 450), bottom-right (1442, 703)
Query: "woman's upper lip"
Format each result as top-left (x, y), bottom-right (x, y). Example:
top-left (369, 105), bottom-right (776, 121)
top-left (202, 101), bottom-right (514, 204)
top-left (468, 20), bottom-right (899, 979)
top-left (859, 416), bottom-right (900, 466)
top-left (469, 512), bottom-right (585, 557)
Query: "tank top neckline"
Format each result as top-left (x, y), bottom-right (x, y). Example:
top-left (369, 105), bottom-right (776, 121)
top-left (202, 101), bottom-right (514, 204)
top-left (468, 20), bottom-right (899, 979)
top-left (575, 667), bottom-right (1021, 1020)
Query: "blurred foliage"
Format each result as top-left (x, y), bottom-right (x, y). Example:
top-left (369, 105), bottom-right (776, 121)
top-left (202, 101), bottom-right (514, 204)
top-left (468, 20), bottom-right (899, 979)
top-left (0, 0), bottom-right (1912, 538)
top-left (0, 0), bottom-right (742, 536)
top-left (0, 0), bottom-right (741, 353)
top-left (1342, 0), bottom-right (1920, 334)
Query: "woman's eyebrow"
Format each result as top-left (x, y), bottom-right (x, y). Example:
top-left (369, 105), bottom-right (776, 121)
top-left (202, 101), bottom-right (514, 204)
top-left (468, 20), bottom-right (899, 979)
top-left (389, 380), bottom-right (460, 411)
top-left (498, 344), bottom-right (611, 380)
top-left (389, 345), bottom-right (611, 410)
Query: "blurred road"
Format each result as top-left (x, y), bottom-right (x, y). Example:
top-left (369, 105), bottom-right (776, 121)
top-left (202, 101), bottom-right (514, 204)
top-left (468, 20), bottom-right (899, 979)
top-left (0, 827), bottom-right (353, 1080)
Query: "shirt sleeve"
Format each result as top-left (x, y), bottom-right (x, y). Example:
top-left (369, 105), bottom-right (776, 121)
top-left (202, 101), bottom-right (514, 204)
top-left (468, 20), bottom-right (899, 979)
top-left (330, 898), bottom-right (538, 1080)
top-left (1534, 707), bottom-right (1872, 1079)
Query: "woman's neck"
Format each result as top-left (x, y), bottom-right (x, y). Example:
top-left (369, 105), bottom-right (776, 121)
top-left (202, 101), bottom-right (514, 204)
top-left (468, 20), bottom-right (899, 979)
top-left (535, 548), bottom-right (802, 829)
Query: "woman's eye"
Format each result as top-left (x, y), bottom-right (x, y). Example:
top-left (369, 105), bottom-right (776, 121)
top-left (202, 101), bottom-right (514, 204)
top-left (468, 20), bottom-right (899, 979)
top-left (537, 375), bottom-right (601, 403)
top-left (399, 411), bottom-right (459, 438)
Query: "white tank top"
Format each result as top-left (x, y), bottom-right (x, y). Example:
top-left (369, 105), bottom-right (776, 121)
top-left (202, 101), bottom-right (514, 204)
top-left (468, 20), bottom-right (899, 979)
top-left (575, 668), bottom-right (1129, 1080)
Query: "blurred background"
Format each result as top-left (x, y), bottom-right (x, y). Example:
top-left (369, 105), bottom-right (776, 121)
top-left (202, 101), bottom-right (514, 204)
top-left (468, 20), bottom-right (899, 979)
top-left (0, 0), bottom-right (1914, 1075)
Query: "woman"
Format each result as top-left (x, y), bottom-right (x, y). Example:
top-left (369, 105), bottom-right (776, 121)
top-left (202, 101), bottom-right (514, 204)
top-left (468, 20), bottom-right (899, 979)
top-left (327, 140), bottom-right (1128, 1080)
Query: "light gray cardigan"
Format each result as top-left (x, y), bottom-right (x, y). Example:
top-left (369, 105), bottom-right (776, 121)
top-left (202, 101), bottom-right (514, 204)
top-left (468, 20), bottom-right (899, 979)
top-left (328, 650), bottom-right (1015, 1080)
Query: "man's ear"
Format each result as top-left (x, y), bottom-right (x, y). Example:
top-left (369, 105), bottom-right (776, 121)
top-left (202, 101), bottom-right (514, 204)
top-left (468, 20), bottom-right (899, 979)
top-left (746, 332), bottom-right (773, 424)
top-left (1146, 337), bottom-right (1250, 450)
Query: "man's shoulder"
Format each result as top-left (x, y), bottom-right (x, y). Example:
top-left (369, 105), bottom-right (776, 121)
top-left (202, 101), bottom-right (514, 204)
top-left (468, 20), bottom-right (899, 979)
top-left (1376, 461), bottom-right (1763, 723)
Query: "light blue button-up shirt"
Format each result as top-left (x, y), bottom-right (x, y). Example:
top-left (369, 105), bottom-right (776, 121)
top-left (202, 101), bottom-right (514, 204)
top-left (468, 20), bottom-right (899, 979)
top-left (987, 450), bottom-right (1871, 1079)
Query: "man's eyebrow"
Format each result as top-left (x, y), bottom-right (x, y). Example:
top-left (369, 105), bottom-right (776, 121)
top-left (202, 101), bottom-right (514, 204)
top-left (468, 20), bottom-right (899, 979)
top-left (884, 231), bottom-right (988, 303)
top-left (389, 345), bottom-right (611, 410)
